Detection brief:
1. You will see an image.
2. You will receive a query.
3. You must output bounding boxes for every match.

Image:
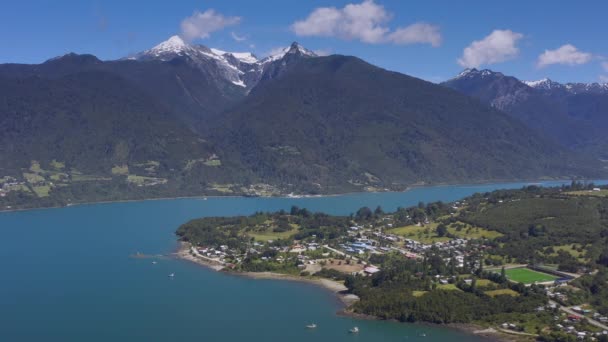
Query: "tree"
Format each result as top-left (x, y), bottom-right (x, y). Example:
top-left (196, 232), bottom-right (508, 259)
top-left (436, 224), bottom-right (448, 237)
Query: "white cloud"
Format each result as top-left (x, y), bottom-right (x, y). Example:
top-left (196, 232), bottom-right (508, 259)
top-left (388, 23), bottom-right (441, 47)
top-left (537, 44), bottom-right (592, 68)
top-left (458, 30), bottom-right (523, 68)
top-left (602, 61), bottom-right (608, 72)
top-left (600, 75), bottom-right (608, 83)
top-left (231, 32), bottom-right (246, 42)
top-left (313, 48), bottom-right (332, 56)
top-left (180, 9), bottom-right (241, 41)
top-left (291, 0), bottom-right (441, 47)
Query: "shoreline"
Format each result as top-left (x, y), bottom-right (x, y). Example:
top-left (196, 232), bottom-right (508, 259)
top-left (174, 241), bottom-right (359, 306)
top-left (175, 242), bottom-right (517, 341)
top-left (1, 176), bottom-right (601, 214)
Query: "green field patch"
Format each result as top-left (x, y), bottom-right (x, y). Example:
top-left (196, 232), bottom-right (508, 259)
top-left (566, 189), bottom-right (608, 197)
top-left (476, 279), bottom-right (497, 287)
top-left (32, 185), bottom-right (51, 197)
top-left (126, 175), bottom-right (167, 186)
top-left (446, 222), bottom-right (503, 240)
top-left (546, 244), bottom-right (588, 262)
top-left (412, 290), bottom-right (428, 297)
top-left (247, 228), bottom-right (299, 242)
top-left (389, 221), bottom-right (502, 244)
top-left (208, 183), bottom-right (235, 193)
top-left (111, 165), bottom-right (129, 175)
top-left (203, 159), bottom-right (221, 167)
top-left (485, 289), bottom-right (519, 297)
top-left (389, 223), bottom-right (450, 244)
top-left (436, 283), bottom-right (461, 291)
top-left (23, 172), bottom-right (45, 184)
top-left (133, 161), bottom-right (160, 173)
top-left (71, 172), bottom-right (111, 182)
top-left (50, 160), bottom-right (65, 170)
top-left (29, 160), bottom-right (43, 173)
top-left (49, 173), bottom-right (69, 182)
top-left (504, 268), bottom-right (558, 284)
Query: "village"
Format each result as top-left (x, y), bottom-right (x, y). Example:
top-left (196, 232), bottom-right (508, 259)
top-left (178, 195), bottom-right (608, 341)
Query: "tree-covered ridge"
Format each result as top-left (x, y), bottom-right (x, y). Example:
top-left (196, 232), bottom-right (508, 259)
top-left (2, 52), bottom-right (607, 211)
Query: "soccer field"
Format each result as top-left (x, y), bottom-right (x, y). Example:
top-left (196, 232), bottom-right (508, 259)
top-left (505, 268), bottom-right (558, 284)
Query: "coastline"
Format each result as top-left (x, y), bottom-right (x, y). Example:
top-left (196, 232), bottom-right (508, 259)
top-left (175, 242), bottom-right (519, 341)
top-left (174, 241), bottom-right (359, 306)
top-left (1, 176), bottom-right (600, 214)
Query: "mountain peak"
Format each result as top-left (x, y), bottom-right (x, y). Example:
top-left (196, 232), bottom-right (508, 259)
top-left (45, 52), bottom-right (101, 65)
top-left (287, 42), bottom-right (316, 56)
top-left (452, 68), bottom-right (503, 81)
top-left (524, 78), bottom-right (562, 90)
top-left (146, 35), bottom-right (190, 56)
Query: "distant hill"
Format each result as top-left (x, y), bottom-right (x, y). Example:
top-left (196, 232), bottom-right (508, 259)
top-left (443, 69), bottom-right (608, 159)
top-left (0, 39), bottom-right (605, 209)
top-left (210, 55), bottom-right (604, 193)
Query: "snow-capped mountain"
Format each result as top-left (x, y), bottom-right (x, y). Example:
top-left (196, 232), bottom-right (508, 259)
top-left (451, 68), bottom-right (504, 81)
top-left (524, 78), bottom-right (608, 95)
top-left (128, 36), bottom-right (317, 90)
top-left (443, 68), bottom-right (608, 159)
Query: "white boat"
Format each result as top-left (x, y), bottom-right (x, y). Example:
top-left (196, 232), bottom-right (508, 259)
top-left (152, 261), bottom-right (157, 264)
top-left (168, 273), bottom-right (175, 278)
top-left (306, 323), bottom-right (317, 329)
top-left (349, 327), bottom-right (359, 333)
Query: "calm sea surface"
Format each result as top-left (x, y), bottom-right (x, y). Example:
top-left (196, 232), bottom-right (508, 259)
top-left (1, 180), bottom-right (606, 341)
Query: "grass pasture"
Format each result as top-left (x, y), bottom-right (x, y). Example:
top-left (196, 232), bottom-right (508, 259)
top-left (248, 228), bottom-right (298, 242)
top-left (485, 289), bottom-right (519, 297)
top-left (505, 268), bottom-right (558, 284)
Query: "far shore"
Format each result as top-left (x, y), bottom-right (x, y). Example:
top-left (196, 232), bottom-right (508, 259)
top-left (1, 176), bottom-right (598, 214)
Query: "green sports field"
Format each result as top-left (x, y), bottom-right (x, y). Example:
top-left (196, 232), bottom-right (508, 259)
top-left (505, 268), bottom-right (558, 284)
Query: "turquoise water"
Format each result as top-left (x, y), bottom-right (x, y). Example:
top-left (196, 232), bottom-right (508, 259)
top-left (1, 180), bottom-right (606, 341)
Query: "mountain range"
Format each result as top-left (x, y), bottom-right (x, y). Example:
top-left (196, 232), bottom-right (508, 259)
top-left (443, 68), bottom-right (608, 159)
top-left (0, 36), bottom-right (606, 208)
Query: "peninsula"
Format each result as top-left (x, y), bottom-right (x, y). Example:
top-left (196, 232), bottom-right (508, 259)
top-left (176, 182), bottom-right (608, 341)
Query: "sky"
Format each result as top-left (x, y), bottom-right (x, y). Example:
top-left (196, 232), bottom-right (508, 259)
top-left (1, 0), bottom-right (607, 83)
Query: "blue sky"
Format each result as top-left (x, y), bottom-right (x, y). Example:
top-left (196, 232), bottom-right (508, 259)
top-left (2, 0), bottom-right (607, 83)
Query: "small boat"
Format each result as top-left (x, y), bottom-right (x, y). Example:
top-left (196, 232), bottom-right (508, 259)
top-left (306, 323), bottom-right (317, 329)
top-left (168, 273), bottom-right (175, 278)
top-left (152, 261), bottom-right (157, 264)
top-left (349, 327), bottom-right (359, 334)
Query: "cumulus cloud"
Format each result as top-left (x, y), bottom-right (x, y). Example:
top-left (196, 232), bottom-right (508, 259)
top-left (291, 0), bottom-right (441, 46)
top-left (458, 30), bottom-right (523, 68)
top-left (231, 32), bottom-right (246, 42)
top-left (313, 48), bottom-right (332, 56)
top-left (537, 44), bottom-right (592, 68)
top-left (180, 9), bottom-right (241, 41)
top-left (388, 22), bottom-right (441, 47)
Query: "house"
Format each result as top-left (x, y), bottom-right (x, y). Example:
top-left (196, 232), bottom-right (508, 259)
top-left (364, 266), bottom-right (380, 275)
top-left (593, 188), bottom-right (601, 191)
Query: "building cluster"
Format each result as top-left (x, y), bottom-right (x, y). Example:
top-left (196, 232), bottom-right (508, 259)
top-left (0, 176), bottom-right (24, 197)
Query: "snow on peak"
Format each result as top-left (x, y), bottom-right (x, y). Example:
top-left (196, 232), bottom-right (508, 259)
top-left (151, 35), bottom-right (188, 54)
top-left (287, 42), bottom-right (316, 56)
top-left (524, 78), bottom-right (561, 90)
top-left (210, 48), bottom-right (258, 64)
top-left (261, 42), bottom-right (317, 64)
top-left (452, 68), bottom-right (501, 80)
